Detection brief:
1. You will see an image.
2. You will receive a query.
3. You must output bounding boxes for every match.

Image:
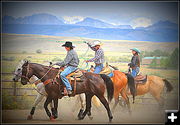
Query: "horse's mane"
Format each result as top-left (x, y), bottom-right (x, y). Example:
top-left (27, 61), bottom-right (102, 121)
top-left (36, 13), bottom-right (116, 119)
top-left (30, 63), bottom-right (59, 71)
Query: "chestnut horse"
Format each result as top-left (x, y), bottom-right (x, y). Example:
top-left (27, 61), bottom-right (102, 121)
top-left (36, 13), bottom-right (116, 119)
top-left (20, 61), bottom-right (114, 122)
top-left (89, 64), bottom-right (136, 113)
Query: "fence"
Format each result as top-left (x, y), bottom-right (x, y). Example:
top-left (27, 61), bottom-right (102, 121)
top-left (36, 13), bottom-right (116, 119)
top-left (2, 72), bottom-right (38, 97)
top-left (2, 72), bottom-right (178, 105)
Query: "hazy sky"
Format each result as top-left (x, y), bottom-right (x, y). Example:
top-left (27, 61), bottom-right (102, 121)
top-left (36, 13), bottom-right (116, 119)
top-left (2, 1), bottom-right (178, 28)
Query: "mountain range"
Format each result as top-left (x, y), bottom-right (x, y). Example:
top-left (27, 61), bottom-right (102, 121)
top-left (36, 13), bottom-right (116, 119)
top-left (2, 13), bottom-right (178, 42)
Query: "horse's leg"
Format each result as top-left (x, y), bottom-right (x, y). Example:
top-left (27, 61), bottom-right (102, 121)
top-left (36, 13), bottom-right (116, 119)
top-left (79, 93), bottom-right (93, 120)
top-left (96, 94), bottom-right (113, 122)
top-left (49, 102), bottom-right (56, 119)
top-left (112, 97), bottom-right (119, 113)
top-left (149, 80), bottom-right (165, 110)
top-left (44, 96), bottom-right (54, 120)
top-left (78, 93), bottom-right (93, 120)
top-left (150, 90), bottom-right (165, 110)
top-left (77, 94), bottom-right (85, 118)
top-left (27, 93), bottom-right (44, 120)
top-left (120, 89), bottom-right (131, 114)
top-left (52, 98), bottom-right (58, 119)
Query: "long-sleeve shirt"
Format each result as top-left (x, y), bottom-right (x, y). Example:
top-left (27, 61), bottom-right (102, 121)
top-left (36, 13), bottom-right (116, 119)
top-left (128, 55), bottom-right (140, 68)
top-left (55, 49), bottom-right (79, 67)
top-left (87, 43), bottom-right (105, 64)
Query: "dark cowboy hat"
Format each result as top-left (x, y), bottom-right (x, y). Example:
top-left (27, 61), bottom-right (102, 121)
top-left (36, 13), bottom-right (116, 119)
top-left (62, 41), bottom-right (75, 48)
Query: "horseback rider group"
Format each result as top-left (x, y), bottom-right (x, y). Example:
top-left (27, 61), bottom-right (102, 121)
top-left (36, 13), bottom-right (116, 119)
top-left (53, 41), bottom-right (141, 95)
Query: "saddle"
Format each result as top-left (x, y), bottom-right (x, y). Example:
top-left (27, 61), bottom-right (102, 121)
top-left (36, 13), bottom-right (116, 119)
top-left (100, 66), bottom-right (112, 75)
top-left (66, 69), bottom-right (83, 81)
top-left (134, 74), bottom-right (147, 84)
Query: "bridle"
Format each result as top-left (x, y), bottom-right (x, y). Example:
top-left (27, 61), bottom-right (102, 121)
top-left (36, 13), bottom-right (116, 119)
top-left (21, 64), bottom-right (30, 82)
top-left (21, 63), bottom-right (54, 84)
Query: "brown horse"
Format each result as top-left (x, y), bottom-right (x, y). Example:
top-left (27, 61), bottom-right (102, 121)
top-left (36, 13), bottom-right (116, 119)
top-left (20, 61), bottom-right (114, 122)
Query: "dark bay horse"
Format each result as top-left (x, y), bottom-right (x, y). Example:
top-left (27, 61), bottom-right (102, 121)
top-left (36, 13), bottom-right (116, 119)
top-left (20, 61), bottom-right (114, 122)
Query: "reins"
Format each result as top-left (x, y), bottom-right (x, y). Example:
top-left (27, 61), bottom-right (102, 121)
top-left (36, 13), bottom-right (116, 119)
top-left (22, 63), bottom-right (54, 85)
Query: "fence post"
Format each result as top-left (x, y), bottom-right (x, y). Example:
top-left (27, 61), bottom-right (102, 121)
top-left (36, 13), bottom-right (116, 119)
top-left (13, 81), bottom-right (17, 101)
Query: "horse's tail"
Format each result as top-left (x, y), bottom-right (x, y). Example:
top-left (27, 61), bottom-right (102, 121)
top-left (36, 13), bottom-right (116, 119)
top-left (100, 74), bottom-right (114, 103)
top-left (125, 73), bottom-right (136, 103)
top-left (163, 79), bottom-right (173, 92)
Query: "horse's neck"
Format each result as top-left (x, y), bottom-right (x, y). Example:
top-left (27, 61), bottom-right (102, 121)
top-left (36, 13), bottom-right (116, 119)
top-left (31, 64), bottom-right (58, 81)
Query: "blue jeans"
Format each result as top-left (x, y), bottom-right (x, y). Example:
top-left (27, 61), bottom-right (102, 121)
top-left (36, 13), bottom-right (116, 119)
top-left (107, 72), bottom-right (114, 77)
top-left (131, 67), bottom-right (140, 77)
top-left (60, 66), bottom-right (77, 91)
top-left (94, 64), bottom-right (104, 74)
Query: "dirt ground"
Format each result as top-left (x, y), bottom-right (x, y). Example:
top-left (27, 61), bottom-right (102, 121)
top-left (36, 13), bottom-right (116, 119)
top-left (2, 94), bottom-right (178, 124)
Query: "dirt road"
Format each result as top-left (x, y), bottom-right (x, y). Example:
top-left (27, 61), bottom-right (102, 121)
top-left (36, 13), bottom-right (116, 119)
top-left (2, 103), bottom-right (167, 124)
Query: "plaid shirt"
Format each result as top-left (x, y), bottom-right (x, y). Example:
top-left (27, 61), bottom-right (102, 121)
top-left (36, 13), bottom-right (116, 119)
top-left (87, 43), bottom-right (105, 64)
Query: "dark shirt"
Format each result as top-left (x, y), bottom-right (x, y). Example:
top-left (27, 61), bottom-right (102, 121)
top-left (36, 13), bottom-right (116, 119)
top-left (128, 55), bottom-right (140, 68)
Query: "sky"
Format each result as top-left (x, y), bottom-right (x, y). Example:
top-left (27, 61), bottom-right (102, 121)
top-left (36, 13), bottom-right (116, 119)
top-left (2, 1), bottom-right (178, 28)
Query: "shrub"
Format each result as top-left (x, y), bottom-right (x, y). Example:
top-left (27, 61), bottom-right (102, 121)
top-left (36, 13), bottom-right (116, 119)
top-left (149, 57), bottom-right (158, 68)
top-left (2, 56), bottom-right (15, 61)
top-left (22, 51), bottom-right (27, 54)
top-left (36, 49), bottom-right (42, 54)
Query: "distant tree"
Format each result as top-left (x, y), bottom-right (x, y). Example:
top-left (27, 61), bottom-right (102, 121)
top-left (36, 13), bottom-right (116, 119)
top-left (36, 49), bottom-right (42, 54)
top-left (149, 57), bottom-right (158, 68)
top-left (160, 58), bottom-right (169, 69)
top-left (168, 48), bottom-right (179, 68)
top-left (22, 51), bottom-right (27, 54)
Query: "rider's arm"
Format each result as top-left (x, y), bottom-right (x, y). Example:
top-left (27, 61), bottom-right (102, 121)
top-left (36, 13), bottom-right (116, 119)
top-left (55, 52), bottom-right (73, 66)
top-left (87, 49), bottom-right (103, 62)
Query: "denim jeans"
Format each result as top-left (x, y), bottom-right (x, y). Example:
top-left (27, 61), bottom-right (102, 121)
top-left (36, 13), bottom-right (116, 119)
top-left (93, 64), bottom-right (104, 74)
top-left (60, 66), bottom-right (77, 91)
top-left (131, 67), bottom-right (140, 77)
top-left (107, 72), bottom-right (114, 77)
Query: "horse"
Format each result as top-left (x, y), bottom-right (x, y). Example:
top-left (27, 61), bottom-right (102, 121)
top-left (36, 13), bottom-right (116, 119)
top-left (111, 66), bottom-right (174, 109)
top-left (12, 60), bottom-right (54, 120)
top-left (13, 60), bottom-right (97, 120)
top-left (88, 63), bottom-right (136, 113)
top-left (20, 61), bottom-right (114, 122)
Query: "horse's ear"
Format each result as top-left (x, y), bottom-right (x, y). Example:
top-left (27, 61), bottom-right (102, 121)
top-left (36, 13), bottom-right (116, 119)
top-left (24, 60), bottom-right (29, 66)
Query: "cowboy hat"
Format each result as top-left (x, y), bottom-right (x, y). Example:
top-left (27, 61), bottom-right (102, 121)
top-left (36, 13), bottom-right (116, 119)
top-left (91, 40), bottom-right (102, 47)
top-left (130, 48), bottom-right (141, 54)
top-left (62, 41), bottom-right (75, 48)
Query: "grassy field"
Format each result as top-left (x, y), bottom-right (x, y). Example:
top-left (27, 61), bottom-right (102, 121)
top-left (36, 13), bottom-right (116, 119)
top-left (1, 33), bottom-right (179, 111)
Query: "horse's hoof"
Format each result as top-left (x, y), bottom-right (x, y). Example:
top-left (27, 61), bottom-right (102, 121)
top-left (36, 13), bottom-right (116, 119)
top-left (78, 115), bottom-right (84, 120)
top-left (27, 115), bottom-right (33, 120)
top-left (53, 115), bottom-right (58, 119)
top-left (89, 116), bottom-right (93, 120)
top-left (50, 116), bottom-right (55, 121)
top-left (109, 116), bottom-right (113, 122)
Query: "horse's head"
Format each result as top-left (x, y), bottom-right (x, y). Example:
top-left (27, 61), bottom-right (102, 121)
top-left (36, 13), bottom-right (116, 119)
top-left (21, 60), bottom-right (33, 85)
top-left (13, 59), bottom-right (26, 82)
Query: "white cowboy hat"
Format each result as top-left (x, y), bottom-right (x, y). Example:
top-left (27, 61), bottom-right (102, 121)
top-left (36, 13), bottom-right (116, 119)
top-left (91, 40), bottom-right (102, 47)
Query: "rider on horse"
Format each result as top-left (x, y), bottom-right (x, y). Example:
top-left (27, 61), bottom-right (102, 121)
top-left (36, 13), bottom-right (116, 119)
top-left (85, 40), bottom-right (105, 74)
top-left (128, 48), bottom-right (141, 77)
top-left (54, 41), bottom-right (79, 95)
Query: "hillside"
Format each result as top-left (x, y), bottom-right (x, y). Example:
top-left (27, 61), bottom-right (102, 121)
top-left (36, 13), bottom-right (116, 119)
top-left (2, 33), bottom-right (178, 53)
